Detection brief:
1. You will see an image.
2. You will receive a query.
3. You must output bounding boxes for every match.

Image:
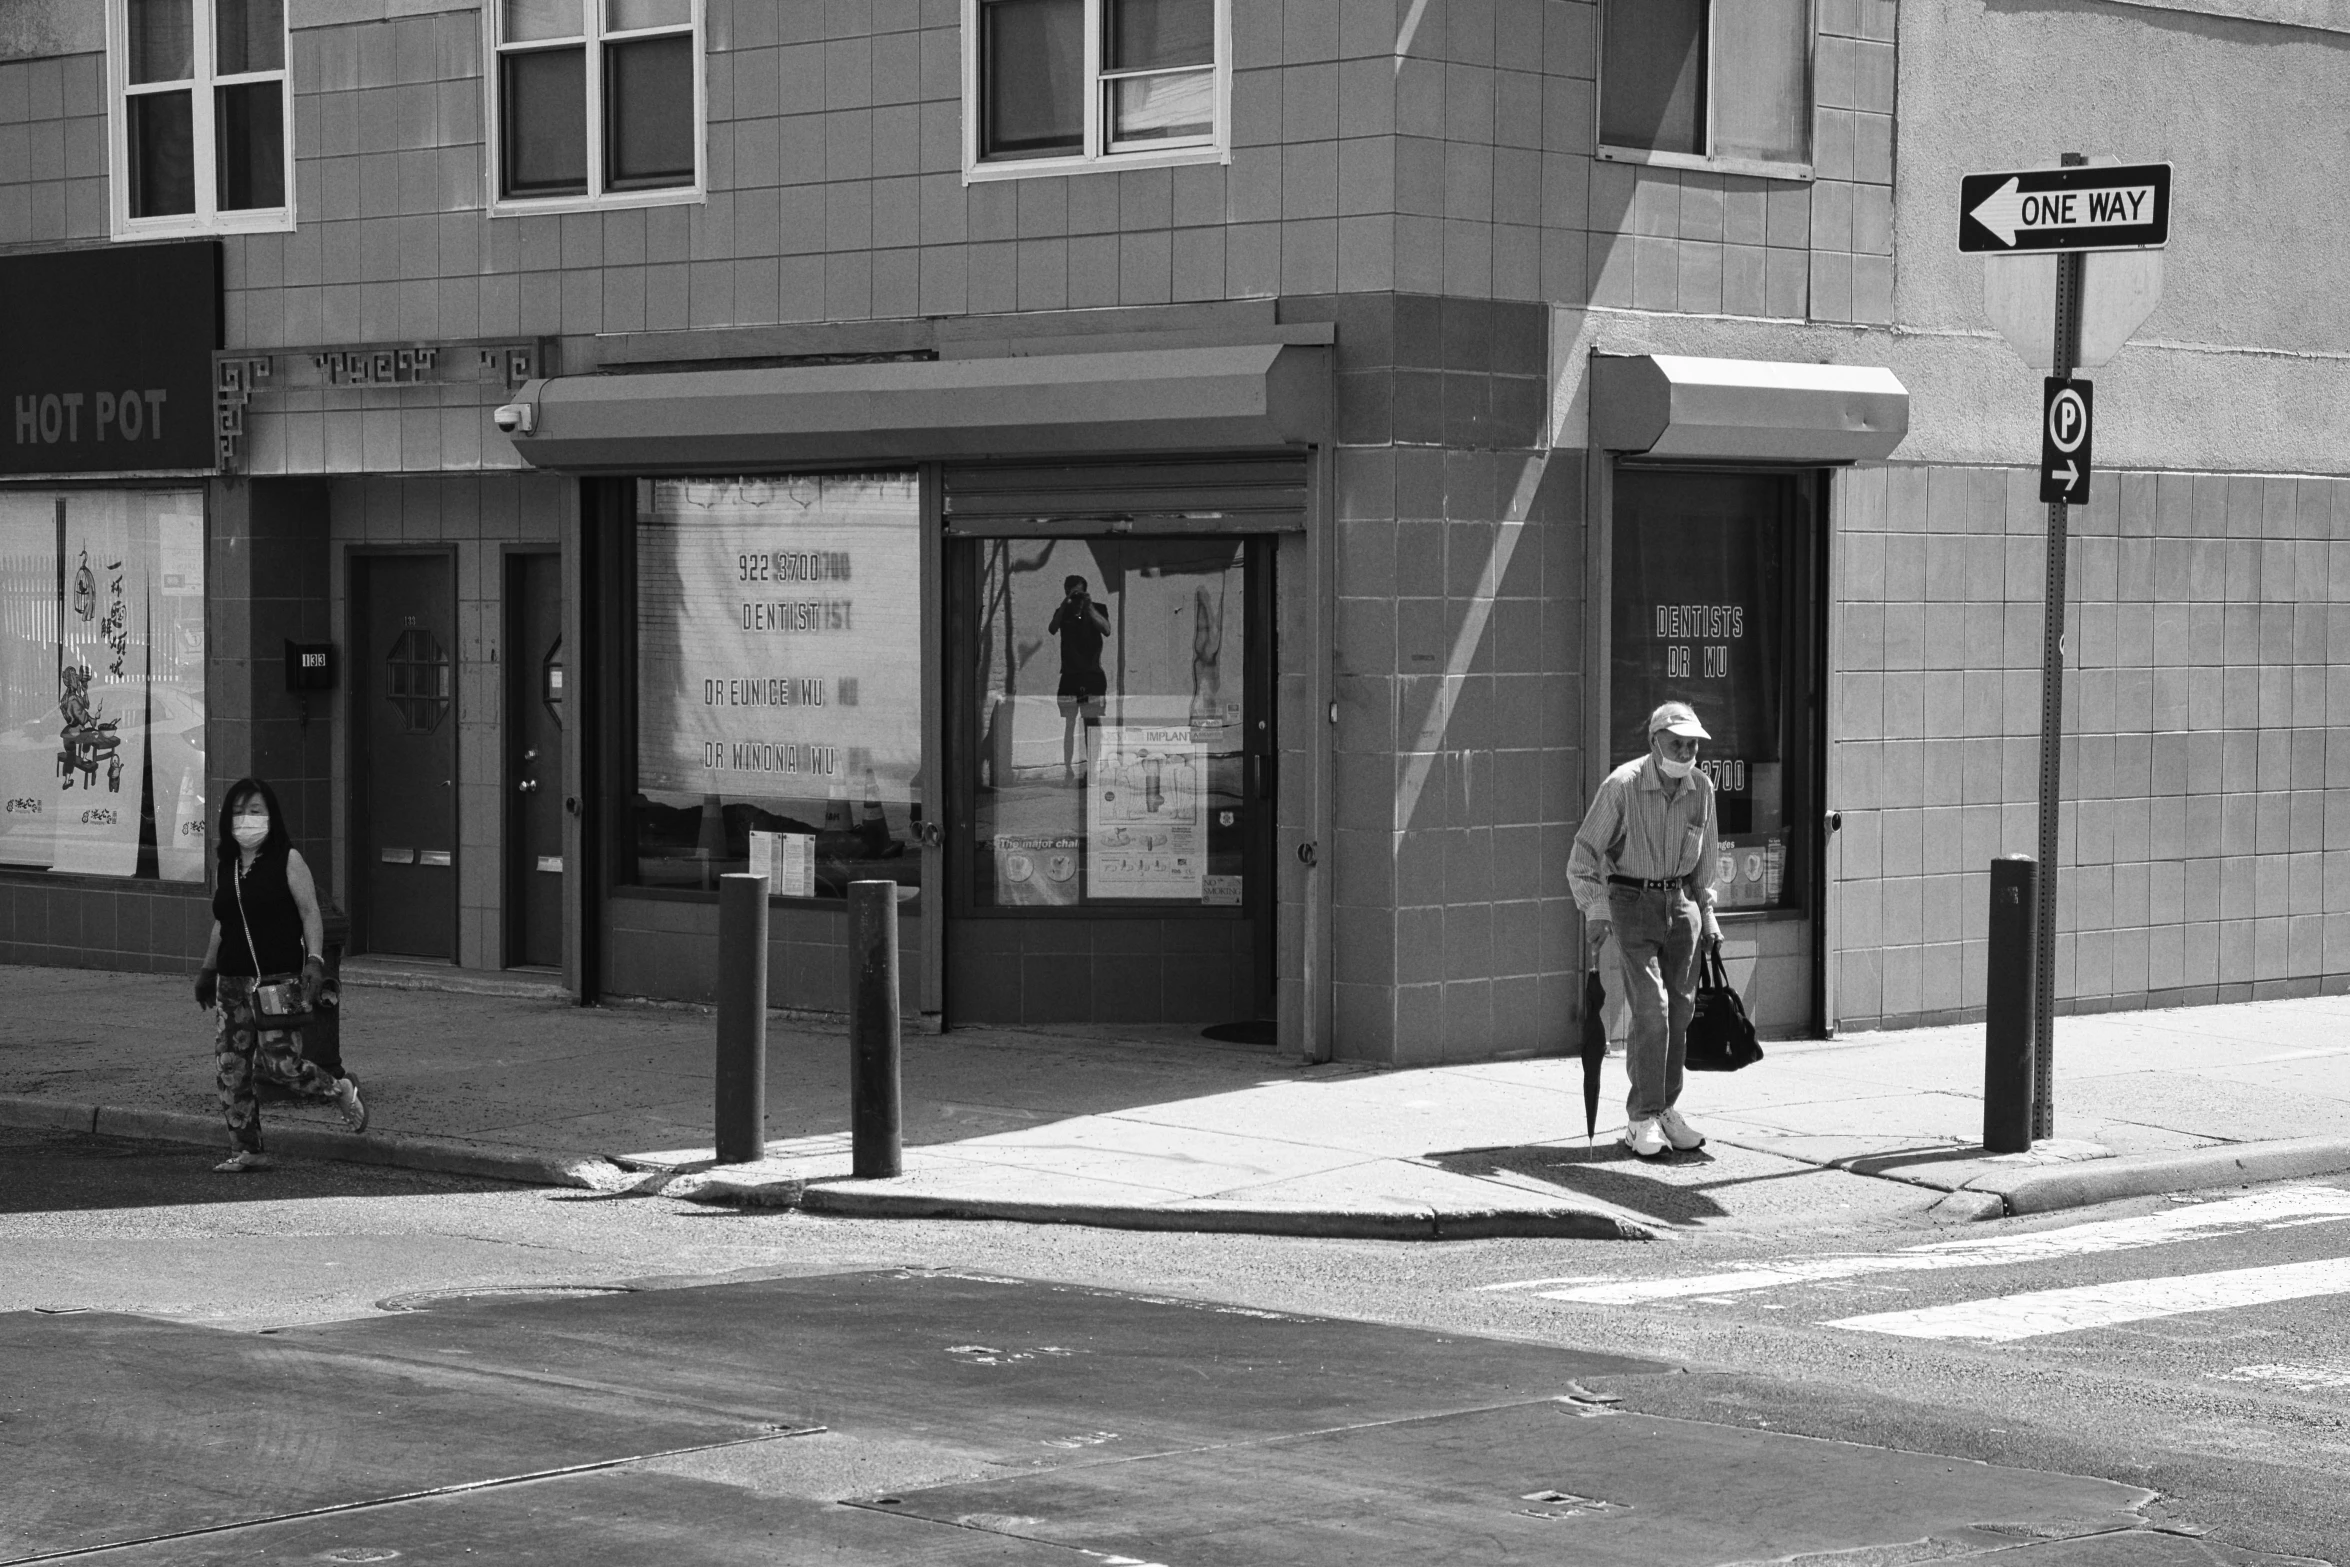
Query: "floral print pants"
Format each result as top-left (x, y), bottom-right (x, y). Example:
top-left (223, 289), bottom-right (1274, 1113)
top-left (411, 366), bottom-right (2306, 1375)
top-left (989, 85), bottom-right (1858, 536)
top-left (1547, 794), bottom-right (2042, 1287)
top-left (216, 976), bottom-right (337, 1153)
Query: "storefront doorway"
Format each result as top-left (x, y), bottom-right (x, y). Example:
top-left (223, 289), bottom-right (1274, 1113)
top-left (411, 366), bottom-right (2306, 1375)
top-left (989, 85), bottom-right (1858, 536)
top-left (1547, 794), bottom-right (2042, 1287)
top-left (354, 552), bottom-right (457, 959)
top-left (945, 528), bottom-right (1276, 1027)
top-left (506, 550), bottom-right (565, 968)
top-left (1609, 467), bottom-right (1825, 1033)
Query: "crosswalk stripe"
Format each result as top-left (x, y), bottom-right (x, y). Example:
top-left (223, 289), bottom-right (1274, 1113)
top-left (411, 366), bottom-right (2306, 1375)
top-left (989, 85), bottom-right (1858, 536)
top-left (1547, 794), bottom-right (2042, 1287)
top-left (1514, 1186), bottom-right (2350, 1306)
top-left (1826, 1256), bottom-right (2350, 1342)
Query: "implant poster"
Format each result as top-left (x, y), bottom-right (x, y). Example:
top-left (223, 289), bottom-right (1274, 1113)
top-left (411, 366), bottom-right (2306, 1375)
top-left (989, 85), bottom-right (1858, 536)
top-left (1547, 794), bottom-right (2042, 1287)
top-left (1086, 725), bottom-right (1205, 901)
top-left (635, 474), bottom-right (922, 808)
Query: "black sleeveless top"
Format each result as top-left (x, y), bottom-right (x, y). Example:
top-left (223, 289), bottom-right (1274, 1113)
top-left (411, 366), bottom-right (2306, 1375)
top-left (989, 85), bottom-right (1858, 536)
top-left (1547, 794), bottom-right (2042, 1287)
top-left (213, 849), bottom-right (306, 977)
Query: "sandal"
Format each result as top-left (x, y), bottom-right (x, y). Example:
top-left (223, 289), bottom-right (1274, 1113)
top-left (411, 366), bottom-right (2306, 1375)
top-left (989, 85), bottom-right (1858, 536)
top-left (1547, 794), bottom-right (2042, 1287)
top-left (213, 1150), bottom-right (273, 1173)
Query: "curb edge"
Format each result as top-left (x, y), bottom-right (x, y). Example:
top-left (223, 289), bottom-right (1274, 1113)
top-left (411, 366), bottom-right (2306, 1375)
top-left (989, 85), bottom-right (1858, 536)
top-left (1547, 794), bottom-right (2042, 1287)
top-left (1977, 1136), bottom-right (2350, 1216)
top-left (1, 1093), bottom-right (610, 1189)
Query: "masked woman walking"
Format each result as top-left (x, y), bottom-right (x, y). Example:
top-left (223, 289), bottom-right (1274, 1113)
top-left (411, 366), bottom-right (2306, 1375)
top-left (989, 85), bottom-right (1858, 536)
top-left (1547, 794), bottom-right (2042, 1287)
top-left (194, 777), bottom-right (366, 1172)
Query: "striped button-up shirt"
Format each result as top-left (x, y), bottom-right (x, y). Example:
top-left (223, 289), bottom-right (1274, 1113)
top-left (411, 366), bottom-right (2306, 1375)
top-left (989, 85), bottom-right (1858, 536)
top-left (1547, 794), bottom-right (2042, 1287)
top-left (1566, 754), bottom-right (1720, 921)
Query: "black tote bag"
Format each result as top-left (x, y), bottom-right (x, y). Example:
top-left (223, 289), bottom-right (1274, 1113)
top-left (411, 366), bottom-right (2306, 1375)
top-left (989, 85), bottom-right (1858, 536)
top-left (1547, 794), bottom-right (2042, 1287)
top-left (1685, 945), bottom-right (1764, 1072)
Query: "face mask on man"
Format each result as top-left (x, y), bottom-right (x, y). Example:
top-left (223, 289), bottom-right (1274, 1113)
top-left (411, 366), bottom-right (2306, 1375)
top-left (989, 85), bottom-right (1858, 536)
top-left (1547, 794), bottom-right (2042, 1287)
top-left (1655, 754), bottom-right (1695, 780)
top-left (231, 813), bottom-right (270, 848)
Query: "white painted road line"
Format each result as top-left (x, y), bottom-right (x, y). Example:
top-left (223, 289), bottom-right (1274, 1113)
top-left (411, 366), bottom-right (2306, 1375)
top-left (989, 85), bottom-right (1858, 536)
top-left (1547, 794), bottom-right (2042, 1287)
top-left (1826, 1256), bottom-right (2350, 1342)
top-left (1503, 1186), bottom-right (2350, 1306)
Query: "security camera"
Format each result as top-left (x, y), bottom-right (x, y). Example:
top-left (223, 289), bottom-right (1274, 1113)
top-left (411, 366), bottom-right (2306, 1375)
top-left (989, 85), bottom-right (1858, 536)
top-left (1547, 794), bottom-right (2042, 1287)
top-left (492, 401), bottom-right (536, 435)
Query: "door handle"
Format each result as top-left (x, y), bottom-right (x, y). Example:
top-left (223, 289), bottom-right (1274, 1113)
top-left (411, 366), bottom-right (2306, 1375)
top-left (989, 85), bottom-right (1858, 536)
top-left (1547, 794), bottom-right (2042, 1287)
top-left (1825, 810), bottom-right (1843, 833)
top-left (518, 778), bottom-right (539, 793)
top-left (1247, 753), bottom-right (1276, 801)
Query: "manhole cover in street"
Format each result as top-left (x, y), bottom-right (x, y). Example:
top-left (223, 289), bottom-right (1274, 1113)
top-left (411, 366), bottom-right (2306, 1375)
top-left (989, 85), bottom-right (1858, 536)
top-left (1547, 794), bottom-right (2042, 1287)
top-left (374, 1284), bottom-right (637, 1313)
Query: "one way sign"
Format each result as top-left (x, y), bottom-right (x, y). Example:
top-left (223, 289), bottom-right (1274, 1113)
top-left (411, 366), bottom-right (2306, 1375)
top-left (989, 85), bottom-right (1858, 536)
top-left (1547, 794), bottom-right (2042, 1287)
top-left (1958, 162), bottom-right (2171, 253)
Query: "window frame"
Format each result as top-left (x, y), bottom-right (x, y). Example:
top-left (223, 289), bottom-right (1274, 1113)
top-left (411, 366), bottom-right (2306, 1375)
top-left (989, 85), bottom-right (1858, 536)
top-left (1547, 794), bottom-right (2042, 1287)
top-left (1594, 0), bottom-right (1816, 183)
top-left (105, 0), bottom-right (296, 239)
top-left (961, 0), bottom-right (1232, 184)
top-left (483, 0), bottom-right (708, 217)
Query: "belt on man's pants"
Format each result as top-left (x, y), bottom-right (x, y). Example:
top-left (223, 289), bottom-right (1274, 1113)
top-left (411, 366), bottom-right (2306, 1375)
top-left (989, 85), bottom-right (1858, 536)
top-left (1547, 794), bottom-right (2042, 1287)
top-left (1608, 875), bottom-right (1682, 891)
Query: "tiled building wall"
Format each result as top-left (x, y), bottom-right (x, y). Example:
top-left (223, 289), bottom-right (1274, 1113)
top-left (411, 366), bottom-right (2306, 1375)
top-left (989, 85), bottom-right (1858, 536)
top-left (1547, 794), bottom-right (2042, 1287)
top-left (1312, 293), bottom-right (1585, 1064)
top-left (324, 472), bottom-right (565, 969)
top-left (1588, 0), bottom-right (1895, 323)
top-left (204, 0), bottom-right (1890, 381)
top-left (210, 479), bottom-right (337, 883)
top-left (0, 879), bottom-right (209, 972)
top-left (1830, 464), bottom-right (2350, 1031)
top-left (606, 895), bottom-right (923, 1014)
top-left (0, 45), bottom-right (104, 248)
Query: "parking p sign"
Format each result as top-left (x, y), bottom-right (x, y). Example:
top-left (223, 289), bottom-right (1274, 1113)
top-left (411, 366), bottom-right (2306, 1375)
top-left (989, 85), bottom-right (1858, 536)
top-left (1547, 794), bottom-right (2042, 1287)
top-left (2040, 378), bottom-right (2093, 505)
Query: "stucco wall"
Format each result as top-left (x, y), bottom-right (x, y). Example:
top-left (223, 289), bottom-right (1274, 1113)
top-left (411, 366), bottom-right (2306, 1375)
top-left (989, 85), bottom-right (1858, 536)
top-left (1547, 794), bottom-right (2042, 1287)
top-left (1881, 0), bottom-right (2350, 472)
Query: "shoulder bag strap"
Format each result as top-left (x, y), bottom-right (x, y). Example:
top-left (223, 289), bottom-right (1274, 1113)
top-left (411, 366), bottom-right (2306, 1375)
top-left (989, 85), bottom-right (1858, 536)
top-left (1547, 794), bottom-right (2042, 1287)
top-left (233, 861), bottom-right (267, 979)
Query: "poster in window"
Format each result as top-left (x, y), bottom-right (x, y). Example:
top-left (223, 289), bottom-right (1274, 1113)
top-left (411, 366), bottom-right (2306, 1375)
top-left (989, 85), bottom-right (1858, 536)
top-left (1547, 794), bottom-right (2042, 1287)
top-left (49, 494), bottom-right (149, 878)
top-left (636, 475), bottom-right (921, 808)
top-left (151, 495), bottom-right (207, 881)
top-left (0, 494), bottom-right (58, 868)
top-left (1086, 724), bottom-right (1205, 900)
top-left (991, 832), bottom-right (1080, 907)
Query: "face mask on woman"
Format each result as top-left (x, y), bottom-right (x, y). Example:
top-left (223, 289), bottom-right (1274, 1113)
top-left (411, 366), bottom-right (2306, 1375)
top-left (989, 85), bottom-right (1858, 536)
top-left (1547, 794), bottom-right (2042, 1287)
top-left (231, 808), bottom-right (270, 849)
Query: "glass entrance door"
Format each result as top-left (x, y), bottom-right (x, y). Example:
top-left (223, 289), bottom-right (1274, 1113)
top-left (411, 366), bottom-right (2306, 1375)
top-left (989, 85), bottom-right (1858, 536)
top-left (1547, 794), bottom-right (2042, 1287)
top-left (948, 533), bottom-right (1272, 1027)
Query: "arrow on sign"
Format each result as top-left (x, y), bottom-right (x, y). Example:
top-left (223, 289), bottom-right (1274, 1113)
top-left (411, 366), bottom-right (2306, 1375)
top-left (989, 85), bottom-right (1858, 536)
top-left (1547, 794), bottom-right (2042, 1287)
top-left (1957, 162), bottom-right (2170, 254)
top-left (2050, 459), bottom-right (2078, 492)
top-left (1969, 179), bottom-right (2160, 247)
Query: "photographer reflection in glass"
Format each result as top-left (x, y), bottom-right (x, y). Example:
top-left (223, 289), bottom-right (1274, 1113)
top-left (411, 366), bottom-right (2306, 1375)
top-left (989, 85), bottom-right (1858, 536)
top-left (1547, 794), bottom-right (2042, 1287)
top-left (1048, 573), bottom-right (1112, 782)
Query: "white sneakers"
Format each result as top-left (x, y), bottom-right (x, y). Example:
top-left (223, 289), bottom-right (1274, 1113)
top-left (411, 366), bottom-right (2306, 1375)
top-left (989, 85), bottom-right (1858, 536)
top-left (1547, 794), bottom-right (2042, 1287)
top-left (1620, 1118), bottom-right (1668, 1158)
top-left (334, 1076), bottom-right (368, 1134)
top-left (1621, 1108), bottom-right (1706, 1158)
top-left (1658, 1107), bottom-right (1706, 1151)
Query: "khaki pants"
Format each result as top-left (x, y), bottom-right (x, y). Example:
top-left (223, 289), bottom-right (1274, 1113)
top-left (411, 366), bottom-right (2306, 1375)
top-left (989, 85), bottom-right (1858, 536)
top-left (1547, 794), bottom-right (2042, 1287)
top-left (1606, 884), bottom-right (1700, 1123)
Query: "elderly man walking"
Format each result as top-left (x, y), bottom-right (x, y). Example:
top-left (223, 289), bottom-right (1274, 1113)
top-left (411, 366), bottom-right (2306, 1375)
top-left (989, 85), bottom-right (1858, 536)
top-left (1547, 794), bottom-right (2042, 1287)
top-left (1567, 701), bottom-right (1724, 1158)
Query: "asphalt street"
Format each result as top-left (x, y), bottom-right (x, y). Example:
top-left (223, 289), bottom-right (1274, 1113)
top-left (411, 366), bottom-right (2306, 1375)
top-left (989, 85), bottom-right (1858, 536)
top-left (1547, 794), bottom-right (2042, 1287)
top-left (1, 1126), bottom-right (2341, 1563)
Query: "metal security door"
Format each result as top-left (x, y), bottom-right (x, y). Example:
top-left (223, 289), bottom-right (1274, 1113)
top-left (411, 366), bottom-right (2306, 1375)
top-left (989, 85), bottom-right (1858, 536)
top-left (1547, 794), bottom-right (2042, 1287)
top-left (507, 552), bottom-right (565, 968)
top-left (358, 554), bottom-right (456, 958)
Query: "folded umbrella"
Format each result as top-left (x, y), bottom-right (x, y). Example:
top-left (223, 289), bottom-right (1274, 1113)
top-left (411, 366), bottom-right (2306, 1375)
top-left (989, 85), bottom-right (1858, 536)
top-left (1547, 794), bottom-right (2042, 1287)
top-left (1582, 965), bottom-right (1608, 1143)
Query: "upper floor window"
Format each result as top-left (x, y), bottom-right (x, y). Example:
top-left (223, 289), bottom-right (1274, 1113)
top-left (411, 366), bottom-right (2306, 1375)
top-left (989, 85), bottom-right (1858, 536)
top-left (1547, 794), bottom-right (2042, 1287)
top-left (1598, 0), bottom-right (1811, 177)
top-left (108, 0), bottom-right (293, 236)
top-left (492, 0), bottom-right (704, 210)
top-left (965, 0), bottom-right (1229, 181)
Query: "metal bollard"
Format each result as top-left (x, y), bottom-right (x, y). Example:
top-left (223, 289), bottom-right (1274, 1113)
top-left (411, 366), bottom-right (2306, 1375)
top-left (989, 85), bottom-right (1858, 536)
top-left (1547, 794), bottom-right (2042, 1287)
top-left (849, 879), bottom-right (902, 1178)
top-left (715, 872), bottom-right (769, 1164)
top-left (1984, 855), bottom-right (2038, 1155)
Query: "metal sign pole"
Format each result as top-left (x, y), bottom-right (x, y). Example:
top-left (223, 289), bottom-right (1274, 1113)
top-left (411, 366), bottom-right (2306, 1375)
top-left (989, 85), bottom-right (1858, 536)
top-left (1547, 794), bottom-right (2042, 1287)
top-left (2031, 152), bottom-right (2089, 1141)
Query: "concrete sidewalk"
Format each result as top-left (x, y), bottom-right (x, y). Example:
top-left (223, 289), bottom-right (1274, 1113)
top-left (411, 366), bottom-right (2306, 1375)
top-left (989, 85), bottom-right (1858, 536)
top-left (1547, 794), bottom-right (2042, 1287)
top-left (3, 962), bottom-right (2347, 1234)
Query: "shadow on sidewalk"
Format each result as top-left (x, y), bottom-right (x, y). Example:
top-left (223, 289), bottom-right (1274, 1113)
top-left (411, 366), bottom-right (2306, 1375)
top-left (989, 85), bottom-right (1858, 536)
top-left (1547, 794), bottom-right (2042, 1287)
top-left (0, 1126), bottom-right (516, 1216)
top-left (1427, 1143), bottom-right (1734, 1227)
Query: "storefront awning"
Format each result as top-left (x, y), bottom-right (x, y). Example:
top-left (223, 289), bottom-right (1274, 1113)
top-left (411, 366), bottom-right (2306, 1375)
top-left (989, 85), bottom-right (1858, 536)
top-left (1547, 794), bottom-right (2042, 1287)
top-left (504, 343), bottom-right (1329, 472)
top-left (1590, 354), bottom-right (1909, 463)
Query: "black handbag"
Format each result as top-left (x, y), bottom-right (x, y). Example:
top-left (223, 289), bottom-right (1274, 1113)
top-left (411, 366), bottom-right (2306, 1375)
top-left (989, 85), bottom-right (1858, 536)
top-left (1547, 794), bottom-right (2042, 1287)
top-left (1685, 944), bottom-right (1763, 1072)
